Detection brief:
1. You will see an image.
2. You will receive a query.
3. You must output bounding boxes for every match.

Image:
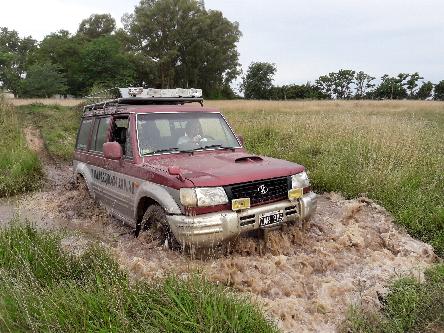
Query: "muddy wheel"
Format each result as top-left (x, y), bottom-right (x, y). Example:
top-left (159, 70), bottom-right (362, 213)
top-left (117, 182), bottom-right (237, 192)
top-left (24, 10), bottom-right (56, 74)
top-left (76, 176), bottom-right (91, 197)
top-left (140, 205), bottom-right (179, 250)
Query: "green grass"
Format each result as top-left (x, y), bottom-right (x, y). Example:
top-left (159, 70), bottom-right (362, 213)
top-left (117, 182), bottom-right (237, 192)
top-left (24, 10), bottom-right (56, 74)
top-left (340, 264), bottom-right (444, 333)
top-left (16, 103), bottom-right (81, 160)
top-left (0, 99), bottom-right (42, 197)
top-left (0, 223), bottom-right (278, 333)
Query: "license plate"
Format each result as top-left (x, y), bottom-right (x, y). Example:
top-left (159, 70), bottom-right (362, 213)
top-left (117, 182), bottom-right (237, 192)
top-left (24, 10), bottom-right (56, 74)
top-left (260, 210), bottom-right (284, 227)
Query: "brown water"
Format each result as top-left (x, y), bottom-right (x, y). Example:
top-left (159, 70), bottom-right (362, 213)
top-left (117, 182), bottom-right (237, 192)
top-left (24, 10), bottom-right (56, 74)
top-left (5, 128), bottom-right (437, 332)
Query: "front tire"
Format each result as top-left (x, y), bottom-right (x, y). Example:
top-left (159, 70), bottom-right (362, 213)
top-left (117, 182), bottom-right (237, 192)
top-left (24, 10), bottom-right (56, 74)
top-left (76, 175), bottom-right (91, 197)
top-left (139, 205), bottom-right (178, 250)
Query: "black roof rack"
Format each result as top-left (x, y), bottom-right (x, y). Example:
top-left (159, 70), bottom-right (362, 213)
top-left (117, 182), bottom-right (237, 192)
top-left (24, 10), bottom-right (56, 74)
top-left (82, 87), bottom-right (204, 115)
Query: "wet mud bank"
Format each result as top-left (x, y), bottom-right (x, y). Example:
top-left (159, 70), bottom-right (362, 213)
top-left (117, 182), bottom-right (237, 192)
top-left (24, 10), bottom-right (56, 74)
top-left (14, 187), bottom-right (436, 332)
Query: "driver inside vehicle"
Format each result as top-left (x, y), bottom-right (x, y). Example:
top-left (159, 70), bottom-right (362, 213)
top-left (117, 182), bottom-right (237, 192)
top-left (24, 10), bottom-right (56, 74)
top-left (177, 120), bottom-right (208, 146)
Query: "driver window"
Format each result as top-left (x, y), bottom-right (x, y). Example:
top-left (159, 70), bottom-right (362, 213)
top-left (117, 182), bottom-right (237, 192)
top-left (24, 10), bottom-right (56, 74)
top-left (93, 117), bottom-right (111, 152)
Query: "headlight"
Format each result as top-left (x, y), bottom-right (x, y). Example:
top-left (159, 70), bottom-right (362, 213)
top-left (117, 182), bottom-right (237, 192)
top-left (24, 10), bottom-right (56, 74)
top-left (291, 171), bottom-right (310, 189)
top-left (180, 187), bottom-right (228, 207)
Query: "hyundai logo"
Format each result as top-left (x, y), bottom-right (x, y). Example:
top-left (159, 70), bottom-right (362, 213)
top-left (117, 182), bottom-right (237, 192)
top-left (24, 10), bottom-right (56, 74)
top-left (257, 184), bottom-right (268, 195)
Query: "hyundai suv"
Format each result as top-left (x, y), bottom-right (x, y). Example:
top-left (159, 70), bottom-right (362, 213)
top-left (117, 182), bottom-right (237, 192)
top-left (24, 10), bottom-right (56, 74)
top-left (74, 88), bottom-right (317, 248)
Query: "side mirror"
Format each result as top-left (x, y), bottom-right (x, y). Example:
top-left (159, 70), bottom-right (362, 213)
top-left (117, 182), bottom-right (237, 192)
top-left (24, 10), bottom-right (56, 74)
top-left (103, 142), bottom-right (122, 160)
top-left (237, 135), bottom-right (244, 146)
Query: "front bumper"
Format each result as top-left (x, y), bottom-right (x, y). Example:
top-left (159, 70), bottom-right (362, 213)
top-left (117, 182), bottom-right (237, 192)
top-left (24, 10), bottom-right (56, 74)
top-left (167, 191), bottom-right (317, 247)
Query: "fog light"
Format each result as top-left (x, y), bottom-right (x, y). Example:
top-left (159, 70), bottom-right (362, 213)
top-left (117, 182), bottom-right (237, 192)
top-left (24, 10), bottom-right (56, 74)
top-left (288, 188), bottom-right (303, 200)
top-left (232, 198), bottom-right (250, 211)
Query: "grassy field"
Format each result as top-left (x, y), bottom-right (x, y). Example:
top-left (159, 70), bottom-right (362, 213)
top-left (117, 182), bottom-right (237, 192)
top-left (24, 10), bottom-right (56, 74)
top-left (6, 97), bottom-right (83, 107)
top-left (0, 223), bottom-right (277, 332)
top-left (208, 100), bottom-right (444, 255)
top-left (6, 100), bottom-right (444, 255)
top-left (0, 99), bottom-right (42, 197)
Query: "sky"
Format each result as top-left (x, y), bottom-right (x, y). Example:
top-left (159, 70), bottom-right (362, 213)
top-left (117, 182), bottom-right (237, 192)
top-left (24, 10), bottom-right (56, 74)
top-left (1, 0), bottom-right (443, 85)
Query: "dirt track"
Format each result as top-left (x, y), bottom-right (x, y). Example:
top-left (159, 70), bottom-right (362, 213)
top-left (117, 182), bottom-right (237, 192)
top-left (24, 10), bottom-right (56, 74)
top-left (2, 128), bottom-right (437, 333)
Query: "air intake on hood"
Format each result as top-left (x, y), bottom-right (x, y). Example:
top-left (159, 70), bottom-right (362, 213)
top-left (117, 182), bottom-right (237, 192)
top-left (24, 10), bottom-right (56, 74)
top-left (235, 156), bottom-right (263, 163)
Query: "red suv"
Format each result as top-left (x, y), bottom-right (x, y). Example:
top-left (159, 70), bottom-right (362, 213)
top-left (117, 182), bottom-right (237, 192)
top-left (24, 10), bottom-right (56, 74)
top-left (74, 88), bottom-right (317, 248)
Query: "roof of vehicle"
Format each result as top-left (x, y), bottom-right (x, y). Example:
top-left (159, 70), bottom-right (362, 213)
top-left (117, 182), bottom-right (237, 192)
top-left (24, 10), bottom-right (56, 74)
top-left (81, 90), bottom-right (218, 118)
top-left (82, 104), bottom-right (219, 117)
top-left (123, 104), bottom-right (218, 114)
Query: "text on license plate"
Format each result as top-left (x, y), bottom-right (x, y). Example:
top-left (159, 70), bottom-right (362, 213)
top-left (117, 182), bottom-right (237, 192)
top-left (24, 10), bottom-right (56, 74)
top-left (260, 210), bottom-right (284, 227)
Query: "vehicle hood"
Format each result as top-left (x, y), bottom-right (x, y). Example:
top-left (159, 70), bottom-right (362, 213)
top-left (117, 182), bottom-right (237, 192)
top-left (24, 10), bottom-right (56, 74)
top-left (143, 151), bottom-right (304, 187)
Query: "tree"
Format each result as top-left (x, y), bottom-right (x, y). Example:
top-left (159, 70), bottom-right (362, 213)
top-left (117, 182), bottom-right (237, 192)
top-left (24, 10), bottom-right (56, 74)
top-left (241, 62), bottom-right (276, 99)
top-left (331, 69), bottom-right (355, 99)
top-left (373, 74), bottom-right (408, 100)
top-left (124, 0), bottom-right (241, 97)
top-left (279, 83), bottom-right (325, 100)
top-left (0, 27), bottom-right (36, 96)
top-left (416, 81), bottom-right (433, 100)
top-left (315, 74), bottom-right (334, 99)
top-left (315, 69), bottom-right (355, 99)
top-left (77, 14), bottom-right (116, 39)
top-left (20, 62), bottom-right (67, 97)
top-left (30, 30), bottom-right (83, 95)
top-left (434, 80), bottom-right (444, 100)
top-left (79, 36), bottom-right (136, 93)
top-left (406, 72), bottom-right (423, 98)
top-left (354, 71), bottom-right (375, 99)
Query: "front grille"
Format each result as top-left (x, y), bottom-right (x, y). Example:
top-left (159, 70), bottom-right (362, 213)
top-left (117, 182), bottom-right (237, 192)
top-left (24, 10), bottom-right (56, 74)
top-left (225, 176), bottom-right (290, 206)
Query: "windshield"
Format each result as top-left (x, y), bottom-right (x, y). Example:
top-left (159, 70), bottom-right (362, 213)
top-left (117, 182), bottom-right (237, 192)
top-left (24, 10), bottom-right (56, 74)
top-left (137, 112), bottom-right (240, 155)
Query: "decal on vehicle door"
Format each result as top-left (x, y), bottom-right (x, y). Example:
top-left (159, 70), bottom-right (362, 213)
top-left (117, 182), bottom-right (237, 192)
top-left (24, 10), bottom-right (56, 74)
top-left (92, 168), bottom-right (135, 195)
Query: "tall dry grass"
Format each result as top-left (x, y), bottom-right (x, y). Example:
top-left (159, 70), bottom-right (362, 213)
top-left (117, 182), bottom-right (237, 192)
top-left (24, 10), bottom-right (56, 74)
top-left (209, 100), bottom-right (444, 255)
top-left (7, 98), bottom-right (83, 107)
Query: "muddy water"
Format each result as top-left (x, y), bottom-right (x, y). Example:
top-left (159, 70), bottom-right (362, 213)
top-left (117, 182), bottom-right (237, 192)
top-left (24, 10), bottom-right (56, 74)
top-left (14, 186), bottom-right (435, 333)
top-left (9, 127), bottom-right (437, 332)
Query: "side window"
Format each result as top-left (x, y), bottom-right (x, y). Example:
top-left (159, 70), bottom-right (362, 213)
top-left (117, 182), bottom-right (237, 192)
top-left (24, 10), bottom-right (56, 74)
top-left (76, 118), bottom-right (93, 150)
top-left (111, 117), bottom-right (132, 158)
top-left (93, 117), bottom-right (111, 152)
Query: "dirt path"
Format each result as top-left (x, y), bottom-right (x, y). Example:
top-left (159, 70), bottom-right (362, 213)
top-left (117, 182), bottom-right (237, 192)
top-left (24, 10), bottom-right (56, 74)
top-left (5, 128), bottom-right (437, 333)
top-left (23, 127), bottom-right (72, 189)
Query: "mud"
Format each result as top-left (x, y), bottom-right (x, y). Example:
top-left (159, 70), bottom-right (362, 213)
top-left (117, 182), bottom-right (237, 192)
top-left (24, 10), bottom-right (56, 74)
top-left (4, 128), bottom-right (438, 332)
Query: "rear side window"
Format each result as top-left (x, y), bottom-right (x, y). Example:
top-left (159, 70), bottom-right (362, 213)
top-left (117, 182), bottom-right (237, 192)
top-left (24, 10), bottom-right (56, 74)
top-left (76, 118), bottom-right (93, 150)
top-left (93, 117), bottom-right (111, 152)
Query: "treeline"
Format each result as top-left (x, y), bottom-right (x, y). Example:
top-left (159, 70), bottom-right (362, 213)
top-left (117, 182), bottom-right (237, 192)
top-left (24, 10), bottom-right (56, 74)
top-left (0, 0), bottom-right (241, 98)
top-left (241, 62), bottom-right (444, 100)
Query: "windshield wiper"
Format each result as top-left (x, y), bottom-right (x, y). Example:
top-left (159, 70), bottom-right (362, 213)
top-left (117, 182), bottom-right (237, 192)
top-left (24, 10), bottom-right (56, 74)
top-left (147, 148), bottom-right (181, 155)
top-left (201, 144), bottom-right (236, 151)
